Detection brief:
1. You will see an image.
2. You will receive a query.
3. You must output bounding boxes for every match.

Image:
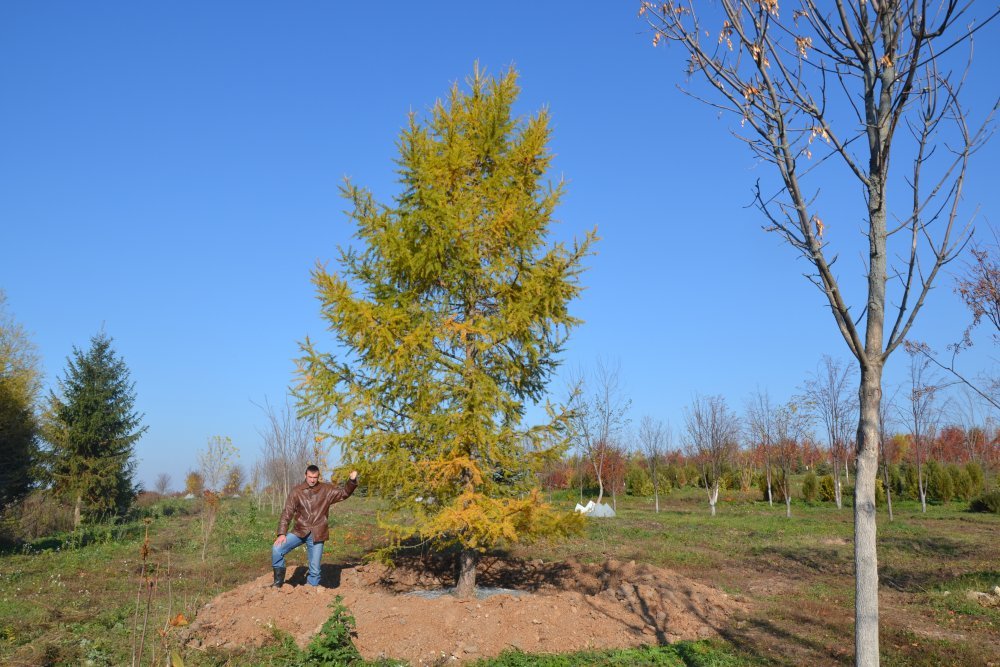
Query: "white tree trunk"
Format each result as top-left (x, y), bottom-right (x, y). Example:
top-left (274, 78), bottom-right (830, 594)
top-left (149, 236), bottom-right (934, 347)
top-left (882, 462), bottom-right (894, 522)
top-left (918, 468), bottom-right (927, 513)
top-left (708, 482), bottom-right (719, 517)
top-left (834, 458), bottom-right (843, 509)
top-left (855, 363), bottom-right (882, 666)
top-left (765, 462), bottom-right (773, 507)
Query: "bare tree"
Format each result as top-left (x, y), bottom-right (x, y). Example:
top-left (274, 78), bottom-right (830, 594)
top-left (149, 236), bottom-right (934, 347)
top-left (878, 387), bottom-right (898, 522)
top-left (153, 473), bottom-right (171, 496)
top-left (604, 442), bottom-right (627, 511)
top-left (745, 388), bottom-right (776, 506)
top-left (572, 360), bottom-right (631, 506)
top-left (641, 2), bottom-right (997, 661)
top-left (684, 394), bottom-right (740, 516)
top-left (639, 415), bottom-right (669, 512)
top-left (773, 400), bottom-right (813, 518)
top-left (900, 353), bottom-right (944, 513)
top-left (255, 398), bottom-right (315, 512)
top-left (563, 371), bottom-right (589, 504)
top-left (248, 459), bottom-right (266, 510)
top-left (732, 444), bottom-right (756, 494)
top-left (197, 435), bottom-right (238, 493)
top-left (951, 387), bottom-right (996, 464)
top-left (913, 232), bottom-right (1000, 410)
top-left (804, 356), bottom-right (858, 509)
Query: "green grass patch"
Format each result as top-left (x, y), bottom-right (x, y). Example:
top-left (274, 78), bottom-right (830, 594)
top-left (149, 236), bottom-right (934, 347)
top-left (469, 641), bottom-right (756, 667)
top-left (2, 484), bottom-right (998, 666)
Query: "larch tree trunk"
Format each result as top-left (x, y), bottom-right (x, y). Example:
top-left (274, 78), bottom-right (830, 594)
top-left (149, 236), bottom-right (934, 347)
top-left (455, 548), bottom-right (478, 598)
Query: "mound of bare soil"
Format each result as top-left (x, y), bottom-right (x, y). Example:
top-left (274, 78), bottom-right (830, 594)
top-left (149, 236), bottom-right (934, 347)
top-left (185, 556), bottom-right (746, 664)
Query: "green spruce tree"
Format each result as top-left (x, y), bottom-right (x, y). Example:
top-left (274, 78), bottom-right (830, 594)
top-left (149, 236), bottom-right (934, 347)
top-left (0, 290), bottom-right (43, 508)
top-left (46, 332), bottom-right (146, 527)
top-left (297, 66), bottom-right (596, 597)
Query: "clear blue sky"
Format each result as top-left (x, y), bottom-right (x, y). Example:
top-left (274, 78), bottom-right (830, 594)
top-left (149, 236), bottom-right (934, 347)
top-left (2, 2), bottom-right (997, 491)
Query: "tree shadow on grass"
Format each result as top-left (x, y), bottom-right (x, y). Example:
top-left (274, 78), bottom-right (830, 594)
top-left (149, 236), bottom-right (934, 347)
top-left (373, 545), bottom-right (575, 593)
top-left (757, 546), bottom-right (853, 577)
top-left (716, 613), bottom-right (853, 666)
top-left (880, 534), bottom-right (972, 559)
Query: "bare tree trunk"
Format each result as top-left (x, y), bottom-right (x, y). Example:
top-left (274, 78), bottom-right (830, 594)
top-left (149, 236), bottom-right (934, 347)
top-left (882, 460), bottom-right (894, 522)
top-left (917, 451), bottom-right (928, 512)
top-left (709, 481), bottom-right (719, 517)
top-left (73, 493), bottom-right (82, 530)
top-left (855, 364), bottom-right (883, 667)
top-left (765, 464), bottom-right (773, 507)
top-left (919, 475), bottom-right (927, 513)
top-left (833, 457), bottom-right (843, 509)
top-left (455, 548), bottom-right (477, 599)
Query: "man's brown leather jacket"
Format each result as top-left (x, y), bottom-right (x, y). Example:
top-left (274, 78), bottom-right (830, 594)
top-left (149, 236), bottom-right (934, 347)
top-left (277, 477), bottom-right (357, 542)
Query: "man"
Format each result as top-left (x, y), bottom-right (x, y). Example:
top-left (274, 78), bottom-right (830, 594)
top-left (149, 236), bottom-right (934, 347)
top-left (271, 465), bottom-right (358, 588)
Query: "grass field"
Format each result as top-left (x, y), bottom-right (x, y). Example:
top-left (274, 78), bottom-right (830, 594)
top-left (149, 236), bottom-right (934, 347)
top-left (0, 486), bottom-right (997, 666)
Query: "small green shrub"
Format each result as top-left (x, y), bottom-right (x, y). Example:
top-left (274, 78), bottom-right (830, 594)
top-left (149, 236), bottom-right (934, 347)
top-left (926, 462), bottom-right (955, 502)
top-left (903, 463), bottom-right (921, 500)
top-left (885, 464), bottom-right (903, 496)
top-left (817, 475), bottom-right (836, 502)
top-left (965, 462), bottom-right (985, 496)
top-left (683, 463), bottom-right (701, 488)
top-left (801, 471), bottom-right (818, 502)
top-left (10, 490), bottom-right (74, 541)
top-left (947, 464), bottom-right (974, 501)
top-left (651, 469), bottom-right (673, 496)
top-left (301, 595), bottom-right (362, 665)
top-left (969, 490), bottom-right (1000, 514)
top-left (625, 466), bottom-right (653, 497)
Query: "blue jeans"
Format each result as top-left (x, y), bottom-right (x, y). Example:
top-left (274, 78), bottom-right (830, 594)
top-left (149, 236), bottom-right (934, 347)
top-left (272, 533), bottom-right (324, 586)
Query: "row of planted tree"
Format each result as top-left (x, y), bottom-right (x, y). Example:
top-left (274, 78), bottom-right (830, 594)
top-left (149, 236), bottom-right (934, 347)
top-left (562, 356), bottom-right (999, 519)
top-left (543, 452), bottom-right (990, 510)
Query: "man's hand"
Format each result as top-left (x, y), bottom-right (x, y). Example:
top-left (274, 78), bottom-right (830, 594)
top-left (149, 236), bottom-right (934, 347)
top-left (349, 470), bottom-right (358, 481)
top-left (273, 535), bottom-right (286, 547)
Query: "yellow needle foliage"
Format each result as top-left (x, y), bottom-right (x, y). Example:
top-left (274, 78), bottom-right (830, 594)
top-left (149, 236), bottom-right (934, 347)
top-left (296, 65), bottom-right (594, 570)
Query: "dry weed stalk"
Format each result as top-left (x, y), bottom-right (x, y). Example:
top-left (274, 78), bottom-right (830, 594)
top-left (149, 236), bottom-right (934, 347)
top-left (130, 518), bottom-right (156, 667)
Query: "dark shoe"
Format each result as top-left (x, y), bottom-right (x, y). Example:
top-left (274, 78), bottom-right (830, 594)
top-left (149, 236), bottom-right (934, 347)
top-left (271, 566), bottom-right (286, 588)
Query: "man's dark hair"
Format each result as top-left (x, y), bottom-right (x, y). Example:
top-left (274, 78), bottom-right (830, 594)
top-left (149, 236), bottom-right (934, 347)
top-left (306, 464), bottom-right (320, 474)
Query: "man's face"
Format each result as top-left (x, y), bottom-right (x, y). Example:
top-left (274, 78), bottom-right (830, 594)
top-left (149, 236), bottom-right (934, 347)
top-left (305, 471), bottom-right (320, 487)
